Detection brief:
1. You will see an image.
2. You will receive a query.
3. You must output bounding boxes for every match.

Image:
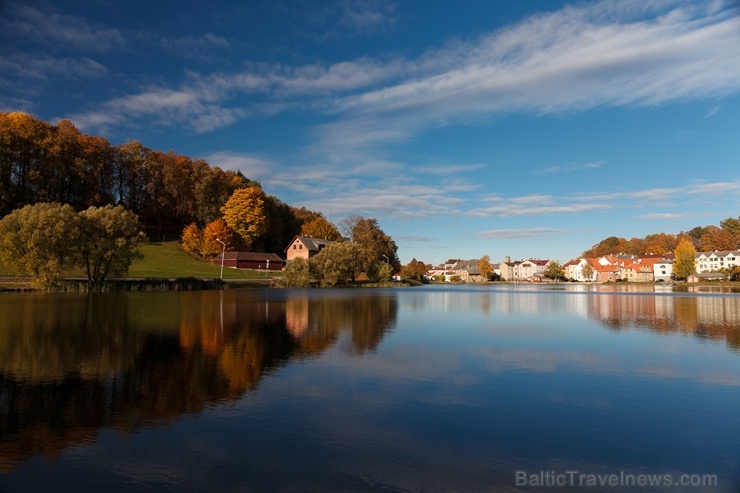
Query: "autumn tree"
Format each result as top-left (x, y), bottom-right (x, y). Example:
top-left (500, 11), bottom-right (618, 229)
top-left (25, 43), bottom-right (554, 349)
top-left (292, 206), bottom-right (323, 226)
top-left (77, 205), bottom-right (145, 285)
top-left (201, 218), bottom-right (238, 257)
top-left (674, 237), bottom-right (697, 279)
top-left (181, 223), bottom-right (202, 254)
top-left (699, 225), bottom-right (736, 252)
top-left (397, 259), bottom-right (426, 283)
top-left (114, 140), bottom-right (151, 215)
top-left (256, 194), bottom-right (302, 253)
top-left (280, 258), bottom-right (312, 287)
top-left (582, 236), bottom-right (623, 257)
top-left (301, 216), bottom-right (341, 241)
top-left (642, 233), bottom-right (676, 255)
top-left (344, 216), bottom-right (399, 270)
top-left (0, 112), bottom-right (54, 214)
top-left (0, 202), bottom-right (79, 288)
top-left (377, 263), bottom-right (394, 282)
top-left (720, 216), bottom-right (740, 248)
top-left (544, 260), bottom-right (566, 281)
top-left (404, 258), bottom-right (430, 278)
top-left (220, 187), bottom-right (268, 250)
top-left (309, 241), bottom-right (366, 286)
top-left (479, 255), bottom-right (493, 280)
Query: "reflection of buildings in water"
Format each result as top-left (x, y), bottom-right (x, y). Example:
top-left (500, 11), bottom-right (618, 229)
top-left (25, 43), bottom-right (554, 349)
top-left (482, 288), bottom-right (591, 319)
top-left (586, 294), bottom-right (740, 349)
top-left (285, 295), bottom-right (309, 337)
top-left (284, 294), bottom-right (398, 356)
top-left (478, 287), bottom-right (740, 350)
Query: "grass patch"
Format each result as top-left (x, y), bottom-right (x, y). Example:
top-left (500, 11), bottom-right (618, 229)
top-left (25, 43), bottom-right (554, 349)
top-left (129, 242), bottom-right (278, 279)
top-left (0, 241), bottom-right (279, 282)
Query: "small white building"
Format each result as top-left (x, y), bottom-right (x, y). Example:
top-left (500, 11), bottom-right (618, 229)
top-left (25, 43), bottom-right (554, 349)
top-left (653, 259), bottom-right (674, 282)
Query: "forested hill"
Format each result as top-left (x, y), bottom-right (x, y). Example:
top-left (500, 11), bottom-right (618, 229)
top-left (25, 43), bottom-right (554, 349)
top-left (582, 218), bottom-right (740, 258)
top-left (0, 112), bottom-right (321, 252)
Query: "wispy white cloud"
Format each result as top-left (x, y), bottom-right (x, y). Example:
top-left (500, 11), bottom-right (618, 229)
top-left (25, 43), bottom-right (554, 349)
top-left (477, 228), bottom-right (569, 240)
top-left (69, 87), bottom-right (248, 133)
top-left (206, 150), bottom-right (476, 218)
top-left (3, 2), bottom-right (125, 52)
top-left (159, 33), bottom-right (230, 60)
top-left (0, 54), bottom-right (108, 80)
top-left (203, 151), bottom-right (275, 181)
top-left (418, 163), bottom-right (487, 175)
top-left (208, 138), bottom-right (740, 221)
top-left (320, 0), bottom-right (740, 152)
top-left (395, 236), bottom-right (436, 242)
top-left (468, 202), bottom-right (611, 218)
top-left (338, 0), bottom-right (398, 33)
top-left (636, 212), bottom-right (717, 220)
top-left (534, 161), bottom-right (605, 174)
top-left (468, 180), bottom-right (740, 218)
top-left (62, 0), bottom-right (740, 139)
top-left (704, 105), bottom-right (721, 118)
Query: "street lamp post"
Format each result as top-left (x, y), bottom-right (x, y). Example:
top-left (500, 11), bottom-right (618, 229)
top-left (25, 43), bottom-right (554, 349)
top-left (382, 255), bottom-right (389, 264)
top-left (216, 238), bottom-right (226, 280)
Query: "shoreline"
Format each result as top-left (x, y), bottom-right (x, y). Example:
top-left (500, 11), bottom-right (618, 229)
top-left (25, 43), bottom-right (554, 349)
top-left (3, 276), bottom-right (738, 293)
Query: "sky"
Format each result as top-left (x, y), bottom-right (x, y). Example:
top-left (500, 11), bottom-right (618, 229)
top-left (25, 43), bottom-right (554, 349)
top-left (1, 0), bottom-right (740, 265)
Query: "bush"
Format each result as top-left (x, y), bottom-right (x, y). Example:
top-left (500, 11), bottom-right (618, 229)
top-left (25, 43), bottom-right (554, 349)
top-left (280, 258), bottom-right (312, 287)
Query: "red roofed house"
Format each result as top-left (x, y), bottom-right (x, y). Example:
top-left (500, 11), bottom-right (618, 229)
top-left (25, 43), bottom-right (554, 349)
top-left (519, 259), bottom-right (550, 281)
top-left (285, 236), bottom-right (333, 262)
top-left (622, 260), bottom-right (653, 282)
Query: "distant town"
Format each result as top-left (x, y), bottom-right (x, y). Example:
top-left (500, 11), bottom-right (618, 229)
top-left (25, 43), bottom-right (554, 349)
top-left (425, 250), bottom-right (740, 284)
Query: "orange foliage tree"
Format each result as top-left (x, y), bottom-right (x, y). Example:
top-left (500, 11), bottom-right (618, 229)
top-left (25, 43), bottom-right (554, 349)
top-left (181, 223), bottom-right (202, 254)
top-left (201, 219), bottom-right (239, 257)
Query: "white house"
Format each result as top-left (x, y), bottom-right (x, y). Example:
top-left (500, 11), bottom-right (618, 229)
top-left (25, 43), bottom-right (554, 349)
top-left (653, 259), bottom-right (674, 282)
top-left (695, 250), bottom-right (740, 273)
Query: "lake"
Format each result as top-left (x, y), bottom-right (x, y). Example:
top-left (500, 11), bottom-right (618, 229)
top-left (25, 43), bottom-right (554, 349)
top-left (1, 284), bottom-right (739, 492)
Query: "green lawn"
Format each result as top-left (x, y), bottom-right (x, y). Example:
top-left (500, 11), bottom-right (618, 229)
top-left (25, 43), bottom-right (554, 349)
top-left (129, 242), bottom-right (278, 279)
top-left (0, 242), bottom-right (278, 280)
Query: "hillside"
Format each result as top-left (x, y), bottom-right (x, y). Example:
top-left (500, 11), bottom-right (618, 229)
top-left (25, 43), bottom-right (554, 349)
top-left (0, 242), bottom-right (276, 281)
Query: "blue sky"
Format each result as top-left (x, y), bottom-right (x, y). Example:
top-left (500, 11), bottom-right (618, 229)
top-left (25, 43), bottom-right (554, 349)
top-left (2, 0), bottom-right (739, 265)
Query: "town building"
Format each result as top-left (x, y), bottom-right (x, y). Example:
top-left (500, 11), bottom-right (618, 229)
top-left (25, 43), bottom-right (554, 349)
top-left (695, 251), bottom-right (740, 273)
top-left (285, 236), bottom-right (333, 261)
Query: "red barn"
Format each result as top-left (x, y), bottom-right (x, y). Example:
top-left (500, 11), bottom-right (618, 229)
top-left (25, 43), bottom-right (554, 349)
top-left (220, 252), bottom-right (284, 271)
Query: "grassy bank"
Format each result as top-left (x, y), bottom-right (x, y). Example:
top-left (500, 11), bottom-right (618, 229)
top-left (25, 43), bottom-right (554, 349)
top-left (128, 242), bottom-right (277, 280)
top-left (0, 241), bottom-right (278, 290)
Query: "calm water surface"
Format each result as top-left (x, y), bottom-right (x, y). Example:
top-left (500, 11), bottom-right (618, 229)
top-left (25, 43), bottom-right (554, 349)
top-left (1, 284), bottom-right (739, 492)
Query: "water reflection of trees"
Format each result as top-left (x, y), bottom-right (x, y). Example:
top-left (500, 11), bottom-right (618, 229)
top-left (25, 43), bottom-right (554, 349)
top-left (585, 294), bottom-right (740, 350)
top-left (0, 291), bottom-right (397, 471)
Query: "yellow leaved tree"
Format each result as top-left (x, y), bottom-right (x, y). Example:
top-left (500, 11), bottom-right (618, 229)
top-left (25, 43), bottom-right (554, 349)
top-left (673, 237), bottom-right (697, 280)
top-left (300, 216), bottom-right (341, 241)
top-left (220, 187), bottom-right (268, 250)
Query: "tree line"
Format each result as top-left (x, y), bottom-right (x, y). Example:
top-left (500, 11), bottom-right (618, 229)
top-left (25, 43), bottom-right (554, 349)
top-left (582, 218), bottom-right (740, 258)
top-left (0, 111), bottom-right (312, 250)
top-left (0, 114), bottom-right (308, 240)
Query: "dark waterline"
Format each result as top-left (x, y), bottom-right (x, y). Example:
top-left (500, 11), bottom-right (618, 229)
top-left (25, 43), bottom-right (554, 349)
top-left (1, 285), bottom-right (739, 492)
